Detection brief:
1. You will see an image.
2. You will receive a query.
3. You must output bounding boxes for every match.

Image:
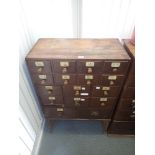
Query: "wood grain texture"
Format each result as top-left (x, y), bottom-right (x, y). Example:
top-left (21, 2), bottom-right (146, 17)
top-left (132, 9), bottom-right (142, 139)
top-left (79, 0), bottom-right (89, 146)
top-left (26, 38), bottom-right (131, 60)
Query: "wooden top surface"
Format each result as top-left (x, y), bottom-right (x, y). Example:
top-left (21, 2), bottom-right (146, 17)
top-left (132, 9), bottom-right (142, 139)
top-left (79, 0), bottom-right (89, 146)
top-left (123, 39), bottom-right (135, 57)
top-left (26, 38), bottom-right (131, 60)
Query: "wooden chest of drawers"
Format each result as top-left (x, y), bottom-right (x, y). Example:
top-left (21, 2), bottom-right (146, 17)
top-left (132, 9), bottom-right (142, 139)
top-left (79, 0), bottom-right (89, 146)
top-left (108, 39), bottom-right (135, 135)
top-left (26, 38), bottom-right (131, 131)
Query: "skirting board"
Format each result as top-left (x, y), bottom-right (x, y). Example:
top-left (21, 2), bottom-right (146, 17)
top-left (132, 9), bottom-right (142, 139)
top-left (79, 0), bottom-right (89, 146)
top-left (31, 118), bottom-right (45, 155)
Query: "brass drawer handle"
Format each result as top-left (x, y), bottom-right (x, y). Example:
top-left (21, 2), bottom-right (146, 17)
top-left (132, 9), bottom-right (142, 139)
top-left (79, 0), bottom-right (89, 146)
top-left (64, 80), bottom-right (68, 85)
top-left (57, 108), bottom-right (64, 112)
top-left (37, 67), bottom-right (43, 72)
top-left (100, 102), bottom-right (105, 106)
top-left (41, 79), bottom-right (46, 84)
top-left (75, 90), bottom-right (80, 96)
top-left (91, 111), bottom-right (99, 116)
top-left (88, 67), bottom-right (92, 73)
top-left (104, 91), bottom-right (108, 96)
top-left (113, 68), bottom-right (117, 72)
top-left (110, 81), bottom-right (114, 85)
top-left (48, 97), bottom-right (56, 101)
top-left (87, 80), bottom-right (91, 85)
top-left (48, 90), bottom-right (52, 94)
top-left (62, 67), bottom-right (67, 73)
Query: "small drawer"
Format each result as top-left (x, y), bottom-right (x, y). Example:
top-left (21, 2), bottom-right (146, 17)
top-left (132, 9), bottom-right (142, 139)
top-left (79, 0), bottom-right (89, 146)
top-left (108, 121), bottom-right (135, 135)
top-left (122, 87), bottom-right (135, 98)
top-left (77, 60), bottom-right (103, 74)
top-left (40, 95), bottom-right (63, 106)
top-left (114, 110), bottom-right (135, 121)
top-left (91, 86), bottom-right (121, 97)
top-left (89, 109), bottom-right (112, 119)
top-left (77, 74), bottom-right (100, 85)
top-left (100, 75), bottom-right (125, 86)
top-left (43, 107), bottom-right (64, 118)
top-left (64, 97), bottom-right (89, 107)
top-left (117, 98), bottom-right (135, 111)
top-left (52, 60), bottom-right (76, 73)
top-left (90, 97), bottom-right (117, 109)
top-left (27, 60), bottom-right (52, 74)
top-left (36, 85), bottom-right (63, 97)
top-left (63, 85), bottom-right (90, 97)
top-left (53, 74), bottom-right (76, 85)
top-left (103, 61), bottom-right (130, 74)
top-left (31, 74), bottom-right (53, 85)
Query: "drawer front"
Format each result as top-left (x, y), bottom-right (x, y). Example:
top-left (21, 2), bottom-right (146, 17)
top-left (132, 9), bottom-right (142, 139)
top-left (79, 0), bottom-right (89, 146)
top-left (64, 97), bottom-right (89, 107)
top-left (27, 60), bottom-right (52, 74)
top-left (43, 107), bottom-right (65, 118)
top-left (91, 86), bottom-right (121, 97)
top-left (108, 121), bottom-right (135, 135)
top-left (52, 60), bottom-right (76, 73)
top-left (90, 97), bottom-right (117, 109)
top-left (114, 110), bottom-right (135, 121)
top-left (103, 61), bottom-right (129, 74)
top-left (63, 85), bottom-right (90, 97)
top-left (53, 74), bottom-right (76, 85)
top-left (100, 75), bottom-right (125, 86)
top-left (77, 60), bottom-right (103, 74)
top-left (31, 74), bottom-right (53, 85)
top-left (77, 74), bottom-right (100, 85)
top-left (122, 87), bottom-right (135, 98)
top-left (36, 85), bottom-right (63, 97)
top-left (40, 95), bottom-right (63, 106)
top-left (117, 98), bottom-right (135, 111)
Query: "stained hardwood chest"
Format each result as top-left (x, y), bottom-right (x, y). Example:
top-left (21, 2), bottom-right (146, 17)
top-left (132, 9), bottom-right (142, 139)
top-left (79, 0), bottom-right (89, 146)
top-left (108, 39), bottom-right (135, 134)
top-left (26, 38), bottom-right (131, 131)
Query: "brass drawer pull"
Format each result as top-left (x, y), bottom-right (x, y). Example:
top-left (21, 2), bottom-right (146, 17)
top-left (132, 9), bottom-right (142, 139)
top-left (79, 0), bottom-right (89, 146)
top-left (111, 62), bottom-right (120, 68)
top-left (104, 91), bottom-right (108, 95)
top-left (88, 67), bottom-right (92, 73)
top-left (48, 90), bottom-right (53, 94)
top-left (64, 80), bottom-right (68, 85)
top-left (87, 80), bottom-right (91, 85)
top-left (41, 79), bottom-right (46, 84)
top-left (91, 111), bottom-right (99, 116)
top-left (62, 67), bottom-right (67, 73)
top-left (100, 103), bottom-right (105, 106)
top-left (37, 67), bottom-right (43, 72)
top-left (48, 96), bottom-right (56, 101)
top-left (35, 61), bottom-right (44, 67)
top-left (75, 90), bottom-right (80, 96)
top-left (110, 81), bottom-right (114, 85)
top-left (113, 68), bottom-right (117, 72)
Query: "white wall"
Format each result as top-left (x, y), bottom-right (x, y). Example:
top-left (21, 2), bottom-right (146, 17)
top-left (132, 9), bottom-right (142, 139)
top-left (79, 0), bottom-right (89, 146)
top-left (19, 1), bottom-right (44, 154)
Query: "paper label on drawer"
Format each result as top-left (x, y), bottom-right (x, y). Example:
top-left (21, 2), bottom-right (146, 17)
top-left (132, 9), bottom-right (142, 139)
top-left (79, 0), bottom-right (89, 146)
top-left (57, 108), bottom-right (63, 112)
top-left (45, 86), bottom-right (53, 90)
top-left (73, 86), bottom-right (81, 90)
top-left (80, 98), bottom-right (85, 101)
top-left (80, 93), bottom-right (89, 96)
top-left (100, 98), bottom-right (107, 101)
top-left (108, 75), bottom-right (117, 80)
top-left (35, 61), bottom-right (44, 67)
top-left (60, 61), bottom-right (69, 67)
top-left (81, 87), bottom-right (85, 90)
top-left (85, 75), bottom-right (93, 79)
top-left (48, 96), bottom-right (55, 100)
top-left (96, 86), bottom-right (100, 90)
top-left (38, 75), bottom-right (47, 79)
top-left (78, 55), bottom-right (84, 59)
top-left (62, 75), bottom-right (70, 79)
top-left (111, 62), bottom-right (120, 67)
top-left (102, 87), bottom-right (110, 90)
top-left (86, 61), bottom-right (94, 67)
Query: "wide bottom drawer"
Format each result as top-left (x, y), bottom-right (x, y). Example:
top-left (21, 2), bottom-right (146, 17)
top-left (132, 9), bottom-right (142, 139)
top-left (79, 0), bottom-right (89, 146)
top-left (108, 121), bottom-right (135, 135)
top-left (43, 107), bottom-right (113, 119)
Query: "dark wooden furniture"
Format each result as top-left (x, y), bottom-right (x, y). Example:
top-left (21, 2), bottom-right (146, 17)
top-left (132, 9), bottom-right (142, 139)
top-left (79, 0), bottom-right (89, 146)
top-left (108, 39), bottom-right (135, 135)
top-left (26, 38), bottom-right (131, 131)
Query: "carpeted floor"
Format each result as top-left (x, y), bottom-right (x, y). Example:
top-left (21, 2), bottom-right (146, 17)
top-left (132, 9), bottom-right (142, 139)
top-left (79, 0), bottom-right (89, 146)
top-left (37, 120), bottom-right (135, 155)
